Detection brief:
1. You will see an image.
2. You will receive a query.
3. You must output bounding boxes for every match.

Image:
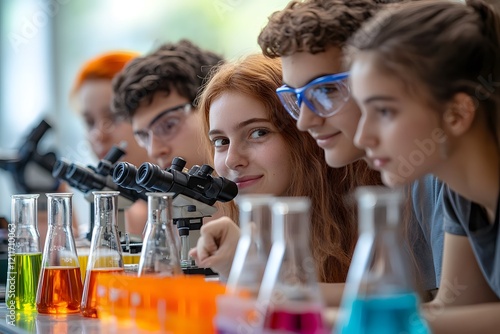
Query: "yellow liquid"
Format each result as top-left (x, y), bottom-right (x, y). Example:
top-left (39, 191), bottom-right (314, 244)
top-left (77, 249), bottom-right (90, 281)
top-left (123, 253), bottom-right (141, 265)
top-left (78, 249), bottom-right (140, 281)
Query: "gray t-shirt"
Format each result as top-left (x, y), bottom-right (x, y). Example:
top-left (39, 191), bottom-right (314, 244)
top-left (410, 175), bottom-right (445, 291)
top-left (443, 185), bottom-right (500, 297)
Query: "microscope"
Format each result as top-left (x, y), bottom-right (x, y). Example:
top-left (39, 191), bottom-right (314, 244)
top-left (52, 144), bottom-right (147, 242)
top-left (113, 157), bottom-right (238, 275)
top-left (0, 119), bottom-right (60, 290)
top-left (0, 119), bottom-right (60, 201)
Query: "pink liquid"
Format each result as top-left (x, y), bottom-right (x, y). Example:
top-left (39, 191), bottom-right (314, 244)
top-left (263, 309), bottom-right (327, 334)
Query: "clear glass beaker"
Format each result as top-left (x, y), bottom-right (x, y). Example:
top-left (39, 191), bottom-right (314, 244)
top-left (6, 194), bottom-right (42, 312)
top-left (215, 195), bottom-right (274, 334)
top-left (226, 195), bottom-right (274, 296)
top-left (335, 186), bottom-right (430, 334)
top-left (81, 191), bottom-right (124, 318)
top-left (36, 193), bottom-right (83, 314)
top-left (259, 197), bottom-right (326, 334)
top-left (138, 192), bottom-right (182, 276)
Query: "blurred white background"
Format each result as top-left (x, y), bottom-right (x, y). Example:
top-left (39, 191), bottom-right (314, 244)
top-left (0, 0), bottom-right (290, 232)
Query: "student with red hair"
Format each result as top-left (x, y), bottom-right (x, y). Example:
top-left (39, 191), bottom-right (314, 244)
top-left (70, 51), bottom-right (150, 237)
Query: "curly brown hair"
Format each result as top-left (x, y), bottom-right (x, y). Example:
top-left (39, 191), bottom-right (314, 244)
top-left (256, 0), bottom-right (435, 285)
top-left (111, 39), bottom-right (223, 119)
top-left (258, 0), bottom-right (404, 58)
top-left (198, 54), bottom-right (382, 282)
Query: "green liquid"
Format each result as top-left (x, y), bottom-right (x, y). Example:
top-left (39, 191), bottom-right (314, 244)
top-left (5, 253), bottom-right (42, 311)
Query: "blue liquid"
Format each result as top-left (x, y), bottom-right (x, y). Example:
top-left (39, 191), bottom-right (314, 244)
top-left (337, 293), bottom-right (429, 334)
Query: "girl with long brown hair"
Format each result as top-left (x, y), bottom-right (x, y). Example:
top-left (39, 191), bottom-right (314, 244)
top-left (190, 54), bottom-right (381, 284)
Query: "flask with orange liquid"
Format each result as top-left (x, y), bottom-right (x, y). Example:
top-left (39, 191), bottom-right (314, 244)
top-left (81, 191), bottom-right (124, 318)
top-left (36, 193), bottom-right (83, 314)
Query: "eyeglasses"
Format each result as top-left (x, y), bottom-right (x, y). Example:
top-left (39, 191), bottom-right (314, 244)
top-left (276, 72), bottom-right (350, 120)
top-left (133, 103), bottom-right (192, 149)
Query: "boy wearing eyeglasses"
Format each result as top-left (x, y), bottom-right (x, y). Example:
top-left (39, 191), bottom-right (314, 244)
top-left (112, 39), bottom-right (223, 170)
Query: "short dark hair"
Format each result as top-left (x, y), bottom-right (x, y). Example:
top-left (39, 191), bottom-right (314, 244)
top-left (258, 0), bottom-right (403, 57)
top-left (112, 39), bottom-right (223, 119)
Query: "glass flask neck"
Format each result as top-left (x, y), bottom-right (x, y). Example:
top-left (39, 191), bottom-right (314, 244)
top-left (147, 193), bottom-right (174, 225)
top-left (93, 191), bottom-right (119, 228)
top-left (238, 195), bottom-right (273, 257)
top-left (46, 193), bottom-right (73, 227)
top-left (357, 186), bottom-right (403, 234)
top-left (273, 198), bottom-right (311, 250)
top-left (11, 194), bottom-right (40, 253)
top-left (226, 195), bottom-right (274, 296)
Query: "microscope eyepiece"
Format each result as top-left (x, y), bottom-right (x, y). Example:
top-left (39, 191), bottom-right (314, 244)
top-left (205, 177), bottom-right (238, 203)
top-left (171, 157), bottom-right (186, 171)
top-left (101, 144), bottom-right (126, 165)
top-left (112, 162), bottom-right (145, 193)
top-left (134, 159), bottom-right (238, 205)
top-left (198, 164), bottom-right (214, 177)
top-left (52, 159), bottom-right (70, 179)
top-left (65, 164), bottom-right (104, 191)
top-left (136, 162), bottom-right (174, 192)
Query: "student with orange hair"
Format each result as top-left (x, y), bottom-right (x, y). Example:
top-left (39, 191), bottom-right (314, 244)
top-left (70, 51), bottom-right (150, 237)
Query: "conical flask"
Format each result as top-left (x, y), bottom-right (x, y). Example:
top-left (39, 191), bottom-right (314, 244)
top-left (138, 192), bottom-right (182, 276)
top-left (6, 194), bottom-right (42, 312)
top-left (259, 197), bottom-right (327, 334)
top-left (36, 193), bottom-right (83, 314)
top-left (215, 195), bottom-right (274, 334)
top-left (81, 191), bottom-right (124, 318)
top-left (227, 194), bottom-right (274, 296)
top-left (335, 186), bottom-right (430, 334)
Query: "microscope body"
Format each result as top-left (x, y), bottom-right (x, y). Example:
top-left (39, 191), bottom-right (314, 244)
top-left (53, 149), bottom-right (238, 276)
top-left (113, 157), bottom-right (238, 275)
top-left (52, 145), bottom-right (147, 242)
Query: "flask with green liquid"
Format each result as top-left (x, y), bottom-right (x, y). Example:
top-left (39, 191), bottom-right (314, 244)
top-left (6, 194), bottom-right (42, 312)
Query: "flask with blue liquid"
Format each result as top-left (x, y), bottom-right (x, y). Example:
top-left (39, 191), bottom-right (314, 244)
top-left (335, 186), bottom-right (430, 334)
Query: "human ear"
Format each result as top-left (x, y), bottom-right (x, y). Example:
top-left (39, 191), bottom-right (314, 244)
top-left (442, 92), bottom-right (477, 136)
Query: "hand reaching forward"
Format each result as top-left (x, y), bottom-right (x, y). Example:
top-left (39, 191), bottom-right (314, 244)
top-left (189, 216), bottom-right (241, 279)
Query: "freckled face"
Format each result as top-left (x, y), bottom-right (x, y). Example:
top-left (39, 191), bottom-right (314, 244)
top-left (208, 92), bottom-right (293, 196)
top-left (79, 79), bottom-right (149, 166)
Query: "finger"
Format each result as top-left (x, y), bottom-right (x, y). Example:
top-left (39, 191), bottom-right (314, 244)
top-left (188, 247), bottom-right (198, 260)
top-left (195, 236), bottom-right (218, 262)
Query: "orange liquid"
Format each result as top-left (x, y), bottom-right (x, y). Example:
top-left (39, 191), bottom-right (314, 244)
top-left (81, 268), bottom-right (124, 318)
top-left (36, 267), bottom-right (83, 314)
